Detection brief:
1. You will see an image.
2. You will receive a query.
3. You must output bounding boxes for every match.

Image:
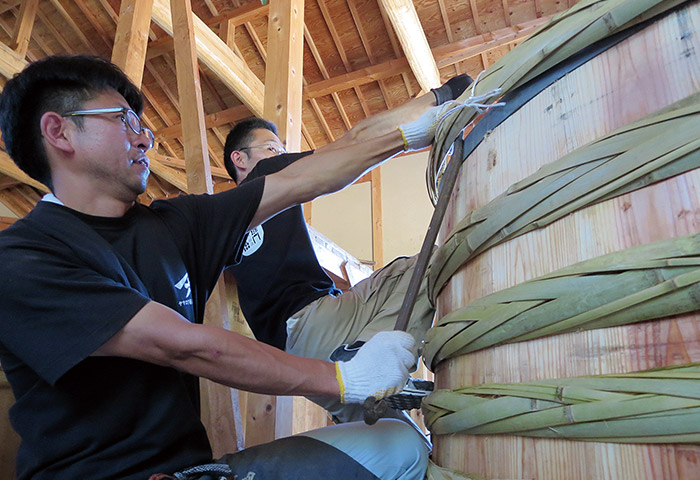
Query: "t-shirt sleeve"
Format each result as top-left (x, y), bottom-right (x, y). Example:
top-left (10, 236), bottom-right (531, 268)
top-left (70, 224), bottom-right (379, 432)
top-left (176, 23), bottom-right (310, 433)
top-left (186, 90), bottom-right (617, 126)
top-left (151, 176), bottom-right (266, 278)
top-left (0, 236), bottom-right (150, 385)
top-left (243, 150), bottom-right (314, 182)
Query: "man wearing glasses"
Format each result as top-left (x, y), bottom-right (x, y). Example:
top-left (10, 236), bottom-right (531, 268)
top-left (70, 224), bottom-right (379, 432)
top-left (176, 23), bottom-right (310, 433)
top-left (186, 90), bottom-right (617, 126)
top-left (223, 74), bottom-right (472, 427)
top-left (0, 55), bottom-right (450, 480)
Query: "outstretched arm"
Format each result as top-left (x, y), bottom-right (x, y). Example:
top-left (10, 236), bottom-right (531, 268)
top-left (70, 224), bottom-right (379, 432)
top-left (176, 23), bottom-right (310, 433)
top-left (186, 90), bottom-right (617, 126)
top-left (320, 73), bottom-right (473, 151)
top-left (95, 301), bottom-right (415, 401)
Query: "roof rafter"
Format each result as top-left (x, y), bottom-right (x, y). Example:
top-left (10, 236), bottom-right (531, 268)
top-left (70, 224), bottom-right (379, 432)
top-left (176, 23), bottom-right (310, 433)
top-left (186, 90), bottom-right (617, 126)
top-left (150, 0), bottom-right (264, 117)
top-left (377, 0), bottom-right (440, 92)
top-left (304, 15), bottom-right (552, 99)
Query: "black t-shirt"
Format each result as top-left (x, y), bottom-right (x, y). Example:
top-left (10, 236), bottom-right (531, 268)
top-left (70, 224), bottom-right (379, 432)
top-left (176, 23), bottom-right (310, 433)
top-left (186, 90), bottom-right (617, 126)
top-left (0, 178), bottom-right (264, 480)
top-left (228, 152), bottom-right (341, 349)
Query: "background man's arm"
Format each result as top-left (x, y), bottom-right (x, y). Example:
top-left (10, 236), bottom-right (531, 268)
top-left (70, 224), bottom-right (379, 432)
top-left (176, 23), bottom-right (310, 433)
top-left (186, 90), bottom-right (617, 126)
top-left (249, 129), bottom-right (405, 229)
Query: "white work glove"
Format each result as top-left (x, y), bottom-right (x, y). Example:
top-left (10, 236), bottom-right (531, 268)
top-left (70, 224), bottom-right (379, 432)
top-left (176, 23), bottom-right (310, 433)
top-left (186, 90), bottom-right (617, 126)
top-left (335, 331), bottom-right (416, 404)
top-left (397, 101), bottom-right (461, 152)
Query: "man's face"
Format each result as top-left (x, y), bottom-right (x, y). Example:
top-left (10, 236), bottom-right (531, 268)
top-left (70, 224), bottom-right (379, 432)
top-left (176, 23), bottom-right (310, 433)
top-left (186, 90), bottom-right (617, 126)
top-left (67, 89), bottom-right (151, 200)
top-left (237, 128), bottom-right (286, 180)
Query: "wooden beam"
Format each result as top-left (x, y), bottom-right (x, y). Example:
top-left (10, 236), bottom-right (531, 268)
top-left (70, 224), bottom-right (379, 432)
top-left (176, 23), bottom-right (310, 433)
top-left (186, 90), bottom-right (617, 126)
top-left (0, 1), bottom-right (20, 15)
top-left (258, 0), bottom-right (307, 441)
top-left (0, 152), bottom-right (48, 193)
top-left (0, 185), bottom-right (38, 217)
top-left (376, 0), bottom-right (415, 97)
top-left (206, 2), bottom-right (269, 28)
top-left (0, 39), bottom-right (27, 79)
top-left (303, 16), bottom-right (552, 99)
top-left (316, 0), bottom-right (368, 121)
top-left (147, 156), bottom-right (188, 191)
top-left (170, 0), bottom-right (212, 194)
top-left (170, 0), bottom-right (238, 458)
top-left (145, 1), bottom-right (268, 61)
top-left (370, 169), bottom-right (384, 269)
top-left (150, 0), bottom-right (264, 117)
top-left (149, 152), bottom-right (230, 180)
top-left (502, 0), bottom-right (512, 27)
top-left (265, 0), bottom-right (304, 151)
top-left (10, 0), bottom-right (38, 58)
top-left (111, 0), bottom-right (154, 87)
top-left (377, 0), bottom-right (440, 92)
top-left (469, 0), bottom-right (482, 35)
top-left (47, 0), bottom-right (97, 54)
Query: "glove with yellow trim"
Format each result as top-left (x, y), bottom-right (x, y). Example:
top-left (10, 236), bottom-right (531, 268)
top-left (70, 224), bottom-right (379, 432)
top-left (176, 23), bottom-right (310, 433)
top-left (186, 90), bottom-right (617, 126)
top-left (335, 331), bottom-right (416, 404)
top-left (397, 101), bottom-right (461, 152)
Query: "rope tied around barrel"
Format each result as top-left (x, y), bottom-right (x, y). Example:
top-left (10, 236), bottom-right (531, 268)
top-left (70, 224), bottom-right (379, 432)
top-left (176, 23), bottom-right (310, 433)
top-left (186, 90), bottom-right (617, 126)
top-left (427, 71), bottom-right (507, 203)
top-left (423, 363), bottom-right (700, 443)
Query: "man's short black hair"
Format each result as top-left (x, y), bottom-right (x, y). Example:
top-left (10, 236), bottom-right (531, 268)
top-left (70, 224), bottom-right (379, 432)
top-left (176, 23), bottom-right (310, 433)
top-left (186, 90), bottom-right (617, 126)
top-left (223, 117), bottom-right (278, 183)
top-left (0, 54), bottom-right (143, 190)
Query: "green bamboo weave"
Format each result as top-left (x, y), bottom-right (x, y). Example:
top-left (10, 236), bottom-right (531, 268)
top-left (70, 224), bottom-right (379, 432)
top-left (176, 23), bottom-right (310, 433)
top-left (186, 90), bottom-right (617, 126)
top-left (423, 234), bottom-right (700, 370)
top-left (428, 0), bottom-right (689, 203)
top-left (423, 363), bottom-right (700, 443)
top-left (426, 94), bottom-right (700, 304)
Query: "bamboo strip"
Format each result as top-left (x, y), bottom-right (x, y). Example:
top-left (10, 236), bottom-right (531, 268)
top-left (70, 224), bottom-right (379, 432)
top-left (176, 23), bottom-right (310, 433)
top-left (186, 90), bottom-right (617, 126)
top-left (427, 0), bottom-right (689, 203)
top-left (426, 95), bottom-right (700, 303)
top-left (424, 234), bottom-right (700, 369)
top-left (423, 363), bottom-right (700, 443)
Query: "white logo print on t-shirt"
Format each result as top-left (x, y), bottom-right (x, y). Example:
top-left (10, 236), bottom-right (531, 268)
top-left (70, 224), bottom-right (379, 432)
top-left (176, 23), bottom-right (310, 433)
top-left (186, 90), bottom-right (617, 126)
top-left (175, 272), bottom-right (193, 307)
top-left (242, 225), bottom-right (264, 256)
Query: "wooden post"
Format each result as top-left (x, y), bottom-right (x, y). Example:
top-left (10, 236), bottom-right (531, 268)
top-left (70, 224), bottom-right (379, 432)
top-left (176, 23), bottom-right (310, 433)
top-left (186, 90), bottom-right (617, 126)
top-left (111, 0), bottom-right (154, 87)
top-left (242, 0), bottom-right (331, 444)
top-left (169, 0), bottom-right (240, 457)
top-left (370, 168), bottom-right (384, 269)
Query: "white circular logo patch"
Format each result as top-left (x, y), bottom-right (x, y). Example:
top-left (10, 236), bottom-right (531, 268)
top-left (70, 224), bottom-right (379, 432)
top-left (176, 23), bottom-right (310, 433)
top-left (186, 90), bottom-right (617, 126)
top-left (242, 225), bottom-right (264, 256)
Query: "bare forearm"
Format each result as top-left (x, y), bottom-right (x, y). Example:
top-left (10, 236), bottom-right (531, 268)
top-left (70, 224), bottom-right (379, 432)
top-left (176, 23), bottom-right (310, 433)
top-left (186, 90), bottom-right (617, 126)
top-left (250, 129), bottom-right (404, 228)
top-left (170, 323), bottom-right (338, 397)
top-left (320, 92), bottom-right (436, 152)
top-left (97, 302), bottom-right (339, 398)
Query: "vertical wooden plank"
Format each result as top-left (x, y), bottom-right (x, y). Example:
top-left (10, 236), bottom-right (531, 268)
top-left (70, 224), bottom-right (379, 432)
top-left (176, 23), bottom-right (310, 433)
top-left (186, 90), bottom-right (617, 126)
top-left (263, 0), bottom-right (304, 151)
top-left (262, 0), bottom-right (305, 441)
top-left (371, 168), bottom-right (384, 269)
top-left (111, 0), bottom-right (154, 87)
top-left (10, 0), bottom-right (39, 58)
top-left (170, 0), bottom-right (238, 457)
top-left (170, 0), bottom-right (213, 194)
top-left (219, 18), bottom-right (235, 49)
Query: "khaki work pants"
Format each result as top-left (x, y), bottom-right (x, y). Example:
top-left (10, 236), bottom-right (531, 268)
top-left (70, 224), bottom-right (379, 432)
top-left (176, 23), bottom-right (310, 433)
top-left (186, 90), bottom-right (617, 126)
top-left (285, 255), bottom-right (435, 423)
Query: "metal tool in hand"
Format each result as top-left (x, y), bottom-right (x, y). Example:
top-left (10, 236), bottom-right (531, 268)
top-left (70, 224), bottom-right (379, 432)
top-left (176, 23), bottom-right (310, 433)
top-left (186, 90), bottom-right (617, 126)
top-left (362, 136), bottom-right (466, 425)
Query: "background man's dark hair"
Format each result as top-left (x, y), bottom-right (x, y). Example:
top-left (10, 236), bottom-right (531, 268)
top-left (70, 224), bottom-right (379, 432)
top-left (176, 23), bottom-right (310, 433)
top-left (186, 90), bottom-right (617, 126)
top-left (0, 55), bottom-right (143, 191)
top-left (223, 117), bottom-right (278, 183)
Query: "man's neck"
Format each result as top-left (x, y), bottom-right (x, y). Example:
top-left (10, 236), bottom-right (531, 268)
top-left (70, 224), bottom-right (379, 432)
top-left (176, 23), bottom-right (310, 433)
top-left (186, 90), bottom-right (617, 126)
top-left (50, 187), bottom-right (135, 217)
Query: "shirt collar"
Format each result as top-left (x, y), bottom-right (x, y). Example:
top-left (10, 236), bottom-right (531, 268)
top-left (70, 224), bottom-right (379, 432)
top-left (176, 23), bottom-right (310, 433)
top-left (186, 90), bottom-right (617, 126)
top-left (41, 193), bottom-right (64, 206)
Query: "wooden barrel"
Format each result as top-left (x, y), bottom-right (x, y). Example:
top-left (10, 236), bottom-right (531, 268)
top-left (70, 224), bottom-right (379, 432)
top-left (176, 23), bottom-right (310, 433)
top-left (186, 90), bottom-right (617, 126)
top-left (433, 3), bottom-right (700, 479)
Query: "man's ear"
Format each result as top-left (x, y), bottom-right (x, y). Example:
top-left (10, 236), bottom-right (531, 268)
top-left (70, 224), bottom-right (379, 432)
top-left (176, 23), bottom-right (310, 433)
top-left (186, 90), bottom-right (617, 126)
top-left (40, 112), bottom-right (75, 154)
top-left (231, 150), bottom-right (247, 169)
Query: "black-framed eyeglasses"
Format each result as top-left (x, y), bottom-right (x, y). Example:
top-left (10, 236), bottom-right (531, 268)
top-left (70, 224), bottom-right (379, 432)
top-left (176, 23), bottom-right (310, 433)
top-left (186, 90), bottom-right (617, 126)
top-left (62, 107), bottom-right (155, 150)
top-left (240, 143), bottom-right (286, 156)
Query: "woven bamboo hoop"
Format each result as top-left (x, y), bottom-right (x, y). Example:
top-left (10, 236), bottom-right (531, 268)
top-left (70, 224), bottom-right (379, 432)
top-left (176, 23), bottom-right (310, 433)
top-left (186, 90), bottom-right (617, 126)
top-left (429, 1), bottom-right (700, 479)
